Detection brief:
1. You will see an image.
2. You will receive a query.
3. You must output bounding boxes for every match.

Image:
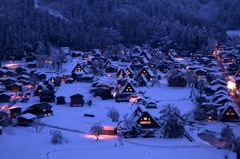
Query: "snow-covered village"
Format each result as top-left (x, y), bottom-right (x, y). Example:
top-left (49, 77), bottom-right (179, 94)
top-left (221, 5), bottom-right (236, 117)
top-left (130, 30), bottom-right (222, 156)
top-left (1, 0), bottom-right (240, 159)
top-left (0, 44), bottom-right (240, 159)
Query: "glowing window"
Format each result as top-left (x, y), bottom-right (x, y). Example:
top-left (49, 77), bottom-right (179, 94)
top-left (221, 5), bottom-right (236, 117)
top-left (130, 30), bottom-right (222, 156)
top-left (140, 121), bottom-right (151, 124)
top-left (231, 112), bottom-right (235, 115)
top-left (226, 112), bottom-right (230, 115)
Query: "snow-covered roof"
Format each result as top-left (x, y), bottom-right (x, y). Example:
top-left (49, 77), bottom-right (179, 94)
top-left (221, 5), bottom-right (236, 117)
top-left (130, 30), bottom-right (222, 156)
top-left (18, 113), bottom-right (37, 120)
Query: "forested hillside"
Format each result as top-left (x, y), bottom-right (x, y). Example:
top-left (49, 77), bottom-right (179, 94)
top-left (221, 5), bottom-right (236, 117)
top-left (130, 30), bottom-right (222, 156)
top-left (1, 0), bottom-right (240, 59)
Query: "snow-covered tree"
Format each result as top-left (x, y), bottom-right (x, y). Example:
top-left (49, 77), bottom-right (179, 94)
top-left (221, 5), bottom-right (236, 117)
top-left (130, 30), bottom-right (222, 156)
top-left (193, 106), bottom-right (207, 121)
top-left (159, 104), bottom-right (185, 138)
top-left (107, 107), bottom-right (120, 122)
top-left (89, 123), bottom-right (103, 141)
top-left (220, 124), bottom-right (236, 150)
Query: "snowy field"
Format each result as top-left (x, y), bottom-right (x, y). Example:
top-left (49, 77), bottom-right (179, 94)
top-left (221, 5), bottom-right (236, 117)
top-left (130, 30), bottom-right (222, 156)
top-left (0, 58), bottom-right (238, 159)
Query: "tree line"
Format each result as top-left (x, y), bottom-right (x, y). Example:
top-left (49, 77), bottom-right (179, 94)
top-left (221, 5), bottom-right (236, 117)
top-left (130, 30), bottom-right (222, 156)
top-left (1, 0), bottom-right (240, 59)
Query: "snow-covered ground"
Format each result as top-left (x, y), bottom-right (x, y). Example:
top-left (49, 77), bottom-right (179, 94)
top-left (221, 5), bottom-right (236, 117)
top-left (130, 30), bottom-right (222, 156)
top-left (226, 30), bottom-right (240, 37)
top-left (0, 57), bottom-right (237, 159)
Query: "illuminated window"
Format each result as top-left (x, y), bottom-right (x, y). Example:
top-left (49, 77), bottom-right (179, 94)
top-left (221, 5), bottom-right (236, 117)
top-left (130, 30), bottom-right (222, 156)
top-left (140, 121), bottom-right (151, 124)
top-left (231, 112), bottom-right (235, 115)
top-left (226, 112), bottom-right (230, 115)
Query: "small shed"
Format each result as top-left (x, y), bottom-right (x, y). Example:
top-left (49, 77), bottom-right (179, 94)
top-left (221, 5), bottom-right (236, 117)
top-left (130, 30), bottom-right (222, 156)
top-left (56, 96), bottom-right (66, 105)
top-left (70, 94), bottom-right (84, 107)
top-left (102, 126), bottom-right (116, 135)
top-left (17, 113), bottom-right (37, 127)
top-left (40, 90), bottom-right (55, 103)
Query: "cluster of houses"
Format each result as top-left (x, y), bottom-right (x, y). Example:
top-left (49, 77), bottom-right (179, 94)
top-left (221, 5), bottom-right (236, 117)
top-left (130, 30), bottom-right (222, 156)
top-left (0, 44), bottom-right (240, 131)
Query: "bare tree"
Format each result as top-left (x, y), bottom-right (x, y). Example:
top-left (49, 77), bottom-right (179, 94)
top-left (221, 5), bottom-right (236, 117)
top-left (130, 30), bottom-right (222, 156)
top-left (32, 118), bottom-right (44, 133)
top-left (89, 123), bottom-right (103, 141)
top-left (107, 107), bottom-right (120, 122)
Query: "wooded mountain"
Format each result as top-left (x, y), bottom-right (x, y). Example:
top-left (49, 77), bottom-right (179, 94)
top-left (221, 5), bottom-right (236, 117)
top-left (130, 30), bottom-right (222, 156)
top-left (0, 0), bottom-right (240, 59)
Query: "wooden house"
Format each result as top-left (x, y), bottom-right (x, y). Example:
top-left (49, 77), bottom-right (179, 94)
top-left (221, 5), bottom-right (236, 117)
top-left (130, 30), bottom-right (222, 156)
top-left (34, 83), bottom-right (47, 96)
top-left (56, 96), bottom-right (66, 105)
top-left (105, 65), bottom-right (117, 73)
top-left (92, 88), bottom-right (113, 100)
top-left (117, 68), bottom-right (126, 78)
top-left (37, 72), bottom-right (47, 81)
top-left (104, 60), bottom-right (112, 67)
top-left (138, 56), bottom-right (149, 65)
top-left (17, 113), bottom-right (37, 127)
top-left (15, 67), bottom-right (27, 75)
top-left (23, 103), bottom-right (53, 118)
top-left (125, 67), bottom-right (134, 78)
top-left (102, 126), bottom-right (116, 135)
top-left (131, 47), bottom-right (142, 59)
top-left (92, 49), bottom-right (102, 57)
top-left (0, 92), bottom-right (10, 103)
top-left (137, 66), bottom-right (155, 81)
top-left (70, 94), bottom-right (84, 107)
top-left (158, 63), bottom-right (170, 73)
top-left (2, 77), bottom-right (16, 87)
top-left (218, 105), bottom-right (240, 122)
top-left (40, 90), bottom-right (55, 102)
top-left (136, 75), bottom-right (148, 87)
top-left (129, 105), bottom-right (161, 129)
top-left (194, 69), bottom-right (208, 77)
top-left (119, 81), bottom-right (137, 95)
top-left (9, 82), bottom-right (22, 92)
top-left (9, 106), bottom-right (22, 118)
top-left (72, 63), bottom-right (87, 74)
top-left (82, 53), bottom-right (89, 59)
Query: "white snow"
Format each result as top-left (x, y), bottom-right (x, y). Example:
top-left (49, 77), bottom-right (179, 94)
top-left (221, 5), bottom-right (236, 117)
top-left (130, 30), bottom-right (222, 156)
top-left (0, 57), bottom-right (237, 159)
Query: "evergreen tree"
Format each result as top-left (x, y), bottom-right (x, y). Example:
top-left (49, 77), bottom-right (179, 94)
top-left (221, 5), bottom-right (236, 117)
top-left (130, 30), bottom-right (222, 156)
top-left (159, 104), bottom-right (185, 138)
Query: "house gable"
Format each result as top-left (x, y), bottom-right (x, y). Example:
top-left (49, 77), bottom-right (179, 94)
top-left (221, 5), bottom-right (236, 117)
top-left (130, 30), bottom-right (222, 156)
top-left (72, 63), bottom-right (87, 74)
top-left (120, 82), bottom-right (137, 95)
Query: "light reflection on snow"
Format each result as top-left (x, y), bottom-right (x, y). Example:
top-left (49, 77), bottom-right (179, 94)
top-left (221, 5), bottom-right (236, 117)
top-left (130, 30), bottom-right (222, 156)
top-left (84, 134), bottom-right (117, 140)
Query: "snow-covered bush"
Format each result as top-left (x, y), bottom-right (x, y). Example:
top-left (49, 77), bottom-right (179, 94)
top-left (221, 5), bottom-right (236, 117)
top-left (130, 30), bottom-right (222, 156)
top-left (49, 130), bottom-right (68, 144)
